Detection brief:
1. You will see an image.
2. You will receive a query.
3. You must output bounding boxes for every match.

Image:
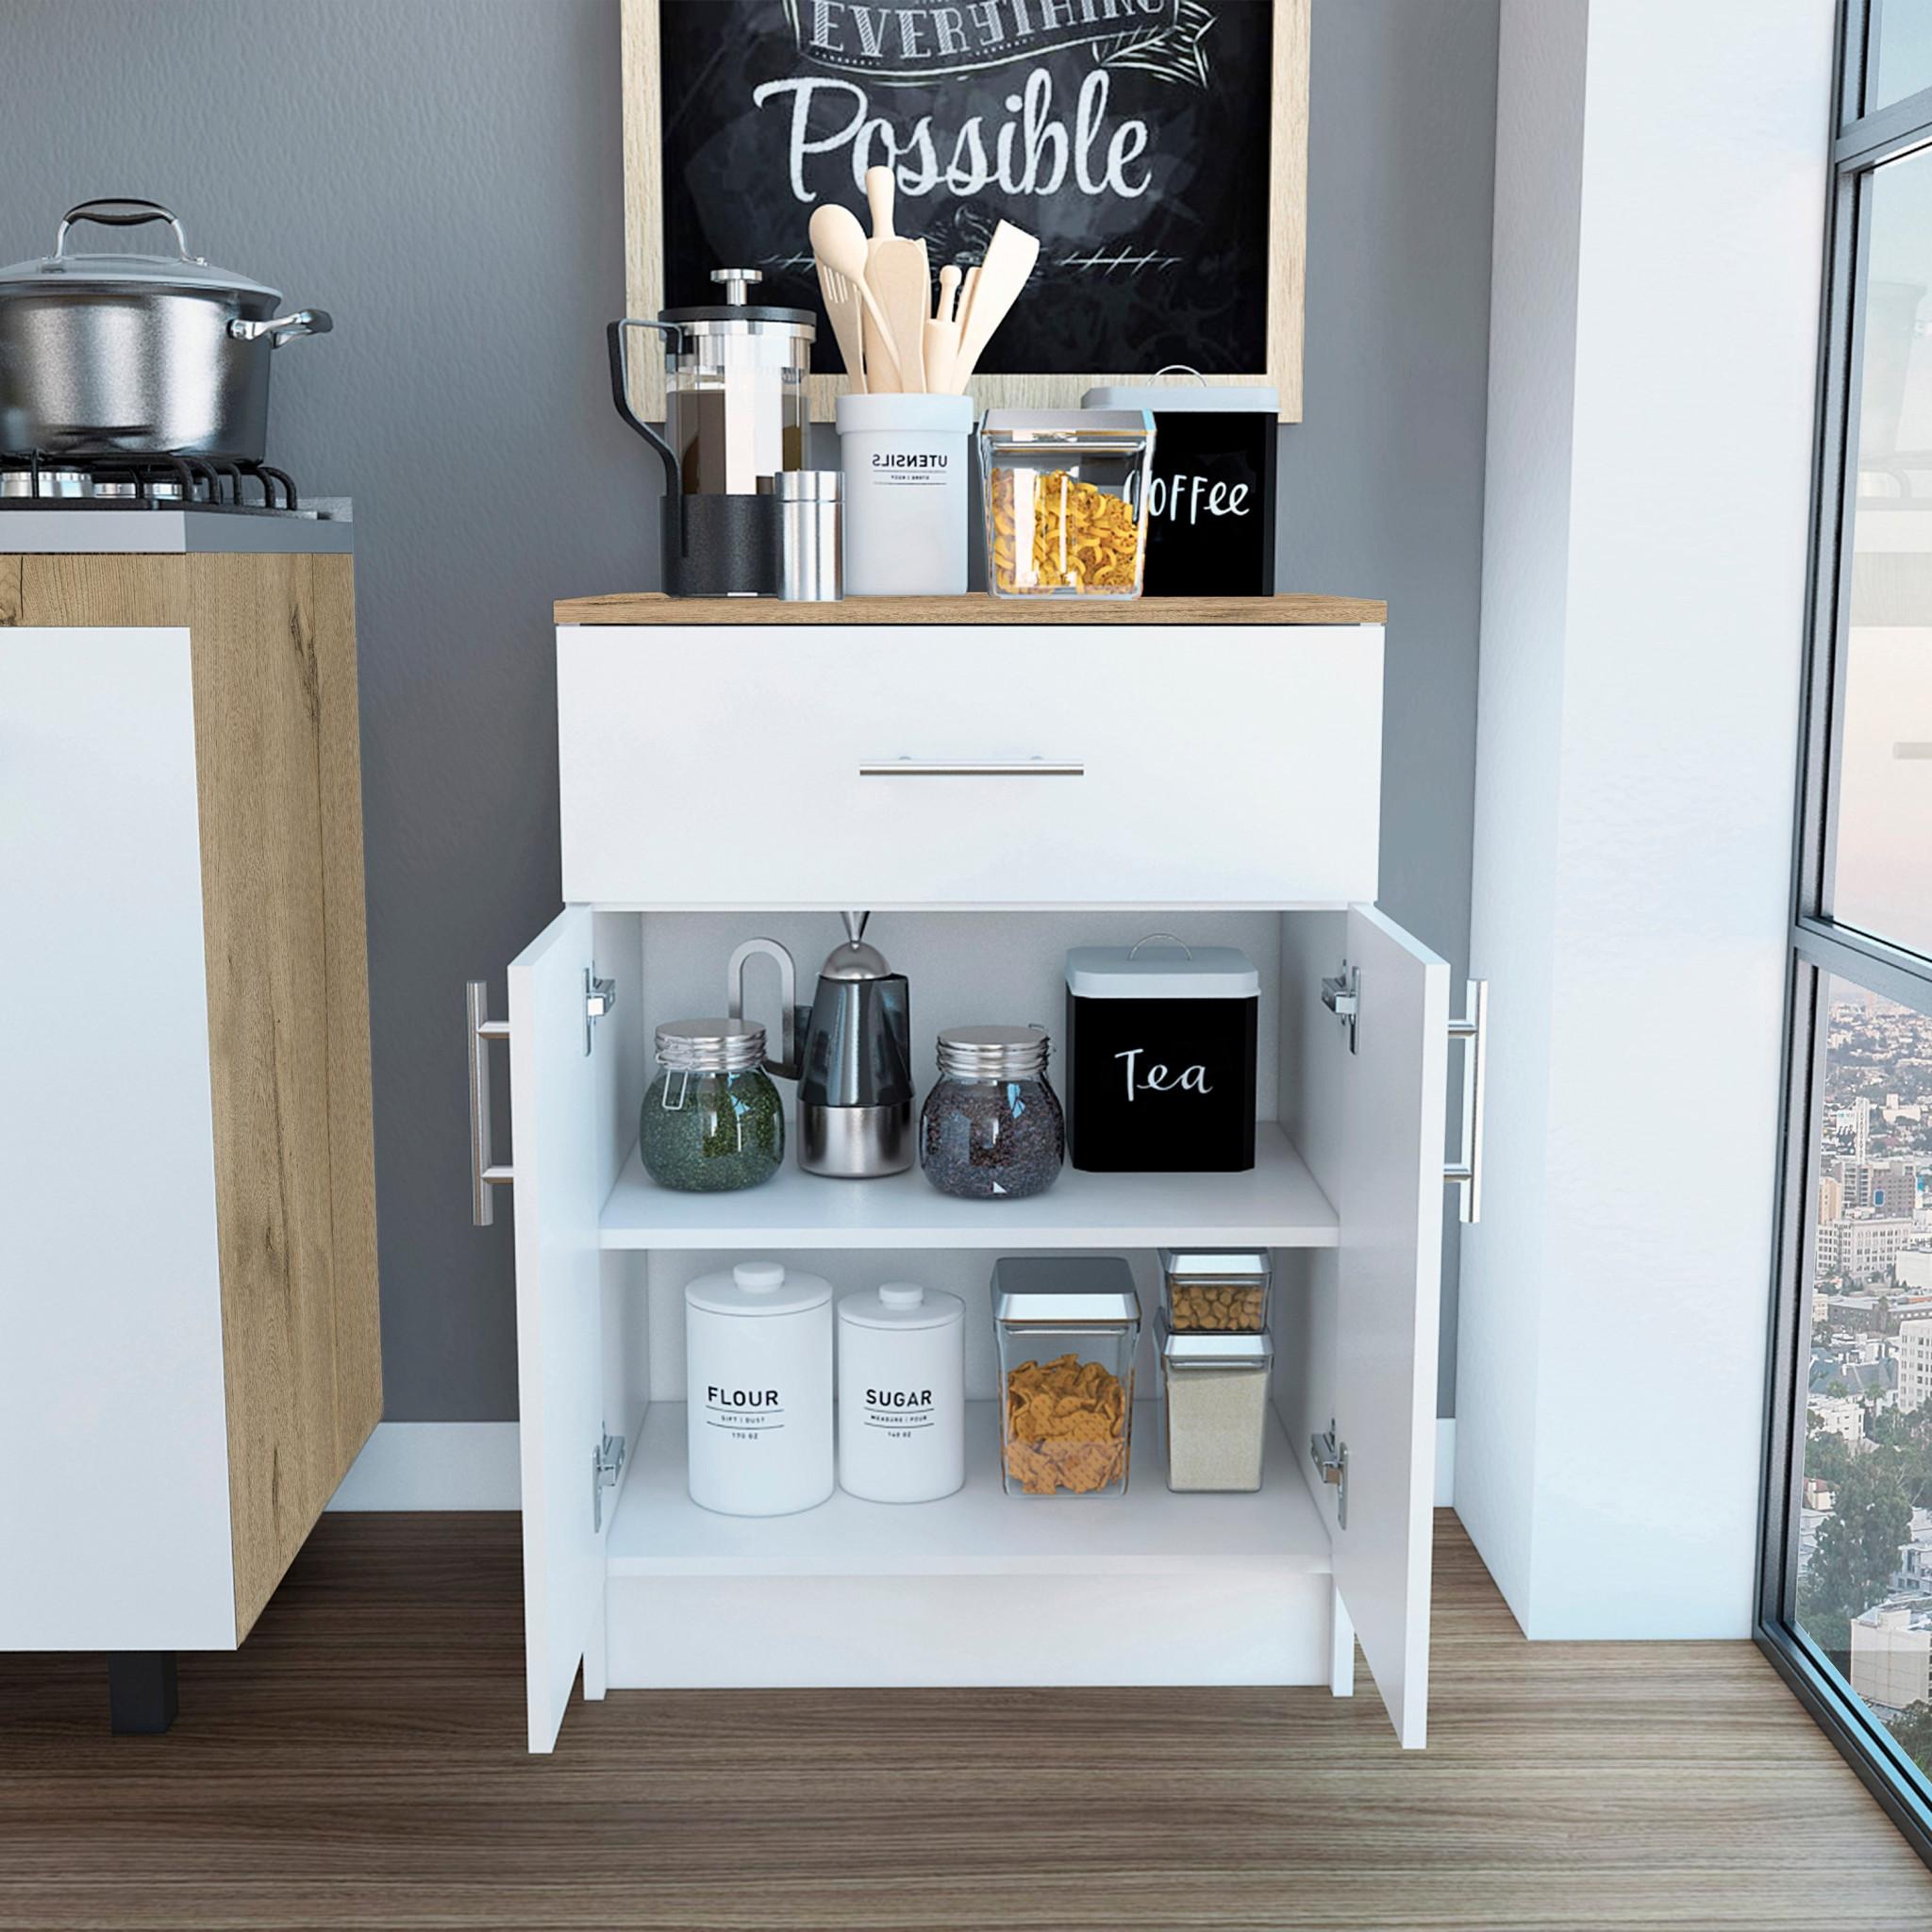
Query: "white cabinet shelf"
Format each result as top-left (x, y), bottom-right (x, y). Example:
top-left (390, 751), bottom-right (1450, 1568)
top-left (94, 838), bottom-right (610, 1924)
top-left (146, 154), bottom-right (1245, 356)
top-left (606, 1402), bottom-right (1329, 1579)
top-left (598, 1123), bottom-right (1340, 1251)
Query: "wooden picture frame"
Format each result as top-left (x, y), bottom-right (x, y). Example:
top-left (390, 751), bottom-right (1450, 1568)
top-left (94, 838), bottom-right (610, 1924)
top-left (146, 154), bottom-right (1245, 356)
top-left (620, 0), bottom-right (1308, 421)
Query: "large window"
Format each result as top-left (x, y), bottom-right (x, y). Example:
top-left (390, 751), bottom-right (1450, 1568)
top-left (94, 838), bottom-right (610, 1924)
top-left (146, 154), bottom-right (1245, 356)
top-left (1761, 0), bottom-right (1932, 1858)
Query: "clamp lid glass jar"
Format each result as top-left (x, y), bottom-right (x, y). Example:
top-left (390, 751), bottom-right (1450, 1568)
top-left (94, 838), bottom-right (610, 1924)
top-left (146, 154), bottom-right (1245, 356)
top-left (640, 1018), bottom-right (784, 1192)
top-left (979, 408), bottom-right (1155, 598)
top-left (919, 1024), bottom-right (1065, 1200)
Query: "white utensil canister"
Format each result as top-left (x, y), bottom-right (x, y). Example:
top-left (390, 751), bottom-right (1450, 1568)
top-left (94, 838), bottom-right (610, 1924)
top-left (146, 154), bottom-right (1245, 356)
top-left (836, 1281), bottom-right (965, 1503)
top-left (685, 1260), bottom-right (834, 1517)
top-left (836, 393), bottom-right (973, 596)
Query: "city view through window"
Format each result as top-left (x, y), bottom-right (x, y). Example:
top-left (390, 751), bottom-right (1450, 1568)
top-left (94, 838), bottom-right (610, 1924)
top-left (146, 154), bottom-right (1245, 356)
top-left (1796, 982), bottom-right (1932, 1783)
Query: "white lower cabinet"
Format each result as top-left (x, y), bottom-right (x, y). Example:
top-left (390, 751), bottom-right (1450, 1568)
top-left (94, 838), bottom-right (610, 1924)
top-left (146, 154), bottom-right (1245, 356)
top-left (491, 896), bottom-right (1449, 1755)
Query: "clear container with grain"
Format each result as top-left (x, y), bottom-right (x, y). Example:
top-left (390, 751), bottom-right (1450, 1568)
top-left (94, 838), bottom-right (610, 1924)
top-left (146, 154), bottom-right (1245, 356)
top-left (1158, 1247), bottom-right (1273, 1334)
top-left (979, 408), bottom-right (1155, 598)
top-left (1158, 1320), bottom-right (1274, 1493)
top-left (992, 1255), bottom-right (1141, 1498)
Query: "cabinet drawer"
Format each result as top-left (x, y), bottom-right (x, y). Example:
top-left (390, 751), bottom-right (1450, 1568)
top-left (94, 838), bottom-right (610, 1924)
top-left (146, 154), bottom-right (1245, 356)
top-left (557, 624), bottom-right (1382, 907)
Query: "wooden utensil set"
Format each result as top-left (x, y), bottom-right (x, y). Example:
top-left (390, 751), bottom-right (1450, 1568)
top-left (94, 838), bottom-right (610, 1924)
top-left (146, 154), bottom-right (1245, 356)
top-left (809, 168), bottom-right (1039, 396)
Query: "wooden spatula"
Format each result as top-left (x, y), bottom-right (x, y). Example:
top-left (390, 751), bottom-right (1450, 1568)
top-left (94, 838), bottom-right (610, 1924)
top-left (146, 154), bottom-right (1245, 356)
top-left (809, 202), bottom-right (900, 391)
top-left (813, 254), bottom-right (868, 391)
top-left (863, 166), bottom-right (928, 393)
top-left (947, 221), bottom-right (1040, 391)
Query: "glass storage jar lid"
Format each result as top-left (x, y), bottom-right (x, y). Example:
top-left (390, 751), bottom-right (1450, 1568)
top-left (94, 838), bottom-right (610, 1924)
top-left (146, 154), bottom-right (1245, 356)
top-left (655, 1018), bottom-right (767, 1073)
top-left (1158, 1247), bottom-right (1274, 1278)
top-left (979, 407), bottom-right (1153, 455)
top-left (992, 1255), bottom-right (1141, 1326)
top-left (936, 1024), bottom-right (1050, 1079)
top-left (1158, 1320), bottom-right (1274, 1367)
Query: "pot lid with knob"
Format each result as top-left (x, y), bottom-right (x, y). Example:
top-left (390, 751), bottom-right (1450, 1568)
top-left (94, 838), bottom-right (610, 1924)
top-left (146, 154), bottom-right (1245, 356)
top-left (0, 198), bottom-right (286, 302)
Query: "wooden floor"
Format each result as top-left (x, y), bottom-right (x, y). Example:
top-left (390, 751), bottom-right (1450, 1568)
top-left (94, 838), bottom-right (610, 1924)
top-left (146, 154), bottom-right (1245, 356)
top-left (5, 1513), bottom-right (1930, 1930)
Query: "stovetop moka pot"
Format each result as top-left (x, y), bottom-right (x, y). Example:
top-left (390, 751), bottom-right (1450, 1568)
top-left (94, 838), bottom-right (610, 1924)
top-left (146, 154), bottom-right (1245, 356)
top-left (608, 268), bottom-right (814, 597)
top-left (728, 915), bottom-right (914, 1178)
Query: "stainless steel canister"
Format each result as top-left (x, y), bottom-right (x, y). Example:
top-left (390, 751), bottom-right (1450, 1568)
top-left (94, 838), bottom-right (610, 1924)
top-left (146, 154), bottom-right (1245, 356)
top-left (761, 469), bottom-right (842, 601)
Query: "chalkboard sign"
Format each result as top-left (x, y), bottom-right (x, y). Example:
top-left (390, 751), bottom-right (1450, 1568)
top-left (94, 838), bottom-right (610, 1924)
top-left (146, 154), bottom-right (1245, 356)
top-left (622, 0), bottom-right (1307, 417)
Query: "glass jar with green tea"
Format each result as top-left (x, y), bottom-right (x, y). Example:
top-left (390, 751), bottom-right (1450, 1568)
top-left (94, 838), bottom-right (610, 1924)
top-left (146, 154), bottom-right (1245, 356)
top-left (641, 1019), bottom-right (784, 1192)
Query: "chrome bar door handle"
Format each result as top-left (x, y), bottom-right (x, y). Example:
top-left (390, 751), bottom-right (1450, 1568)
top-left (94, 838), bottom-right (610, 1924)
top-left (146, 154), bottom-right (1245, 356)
top-left (1444, 977), bottom-right (1489, 1224)
top-left (468, 980), bottom-right (514, 1225)
top-left (858, 758), bottom-right (1085, 777)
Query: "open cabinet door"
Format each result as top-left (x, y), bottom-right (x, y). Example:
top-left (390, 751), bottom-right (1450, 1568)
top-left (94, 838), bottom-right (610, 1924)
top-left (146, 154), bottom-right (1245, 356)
top-left (1281, 904), bottom-right (1447, 1747)
top-left (508, 906), bottom-right (608, 1753)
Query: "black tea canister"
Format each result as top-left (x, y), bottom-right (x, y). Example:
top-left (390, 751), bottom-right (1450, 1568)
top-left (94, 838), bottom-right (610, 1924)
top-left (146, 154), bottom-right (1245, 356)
top-left (1064, 937), bottom-right (1260, 1173)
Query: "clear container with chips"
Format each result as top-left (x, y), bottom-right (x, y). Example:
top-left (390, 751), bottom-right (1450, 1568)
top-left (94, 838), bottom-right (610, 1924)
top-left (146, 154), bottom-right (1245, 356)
top-left (979, 408), bottom-right (1155, 598)
top-left (991, 1255), bottom-right (1141, 1497)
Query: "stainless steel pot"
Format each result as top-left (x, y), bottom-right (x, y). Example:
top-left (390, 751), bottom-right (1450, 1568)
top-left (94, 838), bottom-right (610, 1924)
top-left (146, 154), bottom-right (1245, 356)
top-left (0, 198), bottom-right (331, 462)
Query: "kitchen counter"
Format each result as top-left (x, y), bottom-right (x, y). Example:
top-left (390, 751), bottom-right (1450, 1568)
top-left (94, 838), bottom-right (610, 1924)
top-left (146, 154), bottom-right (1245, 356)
top-left (0, 502), bottom-right (353, 555)
top-left (553, 591), bottom-right (1386, 625)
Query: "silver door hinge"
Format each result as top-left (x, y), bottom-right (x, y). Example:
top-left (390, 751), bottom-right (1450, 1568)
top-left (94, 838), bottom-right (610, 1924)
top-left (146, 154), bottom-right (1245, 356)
top-left (1311, 1424), bottom-right (1348, 1529)
top-left (584, 966), bottom-right (617, 1055)
top-left (592, 1429), bottom-right (626, 1531)
top-left (1444, 977), bottom-right (1490, 1224)
top-left (1320, 963), bottom-right (1360, 1054)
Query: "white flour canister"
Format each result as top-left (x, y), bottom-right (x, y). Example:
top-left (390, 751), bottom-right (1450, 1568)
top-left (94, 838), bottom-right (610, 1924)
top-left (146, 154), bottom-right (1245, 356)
top-left (836, 393), bottom-right (973, 595)
top-left (685, 1260), bottom-right (834, 1517)
top-left (836, 1281), bottom-right (965, 1503)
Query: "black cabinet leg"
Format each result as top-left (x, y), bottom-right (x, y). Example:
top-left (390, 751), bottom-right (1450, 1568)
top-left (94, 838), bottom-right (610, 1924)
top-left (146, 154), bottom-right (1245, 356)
top-left (108, 1651), bottom-right (178, 1734)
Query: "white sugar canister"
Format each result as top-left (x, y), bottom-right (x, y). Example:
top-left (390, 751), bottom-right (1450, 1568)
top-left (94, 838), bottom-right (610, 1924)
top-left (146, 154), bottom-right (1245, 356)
top-left (836, 393), bottom-right (973, 595)
top-left (685, 1260), bottom-right (834, 1517)
top-left (836, 1281), bottom-right (965, 1503)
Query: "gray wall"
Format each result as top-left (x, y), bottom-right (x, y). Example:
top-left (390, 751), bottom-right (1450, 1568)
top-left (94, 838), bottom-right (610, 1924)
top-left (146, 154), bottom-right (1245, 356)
top-left (0, 0), bottom-right (1493, 1420)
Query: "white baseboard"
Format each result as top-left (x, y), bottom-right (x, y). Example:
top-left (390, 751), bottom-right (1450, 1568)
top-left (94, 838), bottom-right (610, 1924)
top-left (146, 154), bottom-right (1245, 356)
top-left (327, 1422), bottom-right (521, 1510)
top-left (326, 1418), bottom-right (1457, 1514)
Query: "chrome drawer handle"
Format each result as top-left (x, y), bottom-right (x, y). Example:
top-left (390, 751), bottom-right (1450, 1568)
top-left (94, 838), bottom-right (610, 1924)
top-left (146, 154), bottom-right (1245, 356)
top-left (1443, 978), bottom-right (1490, 1224)
top-left (858, 758), bottom-right (1085, 777)
top-left (467, 981), bottom-right (514, 1226)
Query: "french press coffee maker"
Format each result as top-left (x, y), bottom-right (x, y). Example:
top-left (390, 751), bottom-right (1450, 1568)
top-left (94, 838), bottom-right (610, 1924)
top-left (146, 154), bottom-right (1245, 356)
top-left (608, 268), bottom-right (815, 596)
top-left (727, 915), bottom-right (915, 1179)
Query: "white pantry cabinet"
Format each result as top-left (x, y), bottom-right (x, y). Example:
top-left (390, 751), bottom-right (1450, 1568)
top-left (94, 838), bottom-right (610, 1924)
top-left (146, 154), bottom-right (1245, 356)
top-left (483, 594), bottom-right (1468, 1757)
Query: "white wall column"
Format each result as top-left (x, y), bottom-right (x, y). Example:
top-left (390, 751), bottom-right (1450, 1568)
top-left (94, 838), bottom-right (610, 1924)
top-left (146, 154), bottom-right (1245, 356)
top-left (1457, 0), bottom-right (1833, 1638)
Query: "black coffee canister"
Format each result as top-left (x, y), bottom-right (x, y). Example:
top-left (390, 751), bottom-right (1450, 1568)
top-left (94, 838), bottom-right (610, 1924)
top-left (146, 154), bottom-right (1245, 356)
top-left (1083, 383), bottom-right (1278, 597)
top-left (1064, 938), bottom-right (1260, 1174)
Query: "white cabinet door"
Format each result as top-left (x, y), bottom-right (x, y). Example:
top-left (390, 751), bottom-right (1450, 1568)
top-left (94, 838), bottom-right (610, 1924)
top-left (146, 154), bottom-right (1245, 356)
top-left (0, 628), bottom-right (237, 1650)
top-left (557, 624), bottom-right (1383, 908)
top-left (1279, 904), bottom-right (1447, 1747)
top-left (508, 906), bottom-right (609, 1752)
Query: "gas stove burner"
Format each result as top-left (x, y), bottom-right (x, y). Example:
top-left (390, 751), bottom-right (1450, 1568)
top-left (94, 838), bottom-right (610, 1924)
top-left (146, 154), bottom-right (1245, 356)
top-left (0, 451), bottom-right (303, 511)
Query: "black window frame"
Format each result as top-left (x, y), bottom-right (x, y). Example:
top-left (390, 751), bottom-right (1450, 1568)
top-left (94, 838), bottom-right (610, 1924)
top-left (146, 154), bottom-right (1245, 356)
top-left (1757, 0), bottom-right (1932, 1864)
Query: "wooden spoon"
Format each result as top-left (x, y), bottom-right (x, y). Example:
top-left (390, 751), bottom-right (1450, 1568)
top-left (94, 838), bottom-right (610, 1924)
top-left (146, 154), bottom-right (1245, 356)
top-left (863, 166), bottom-right (928, 393)
top-left (808, 203), bottom-right (901, 390)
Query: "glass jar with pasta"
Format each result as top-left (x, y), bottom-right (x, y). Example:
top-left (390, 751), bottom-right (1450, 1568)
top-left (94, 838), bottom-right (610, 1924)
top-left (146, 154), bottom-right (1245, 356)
top-left (978, 408), bottom-right (1156, 598)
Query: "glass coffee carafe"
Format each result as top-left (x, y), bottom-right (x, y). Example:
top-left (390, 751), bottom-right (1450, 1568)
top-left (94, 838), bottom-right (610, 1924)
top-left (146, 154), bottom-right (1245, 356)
top-left (663, 269), bottom-right (812, 495)
top-left (608, 268), bottom-right (815, 595)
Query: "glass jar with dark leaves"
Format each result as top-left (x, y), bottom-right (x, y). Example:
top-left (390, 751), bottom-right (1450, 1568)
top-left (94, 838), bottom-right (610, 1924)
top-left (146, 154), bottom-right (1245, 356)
top-left (640, 1019), bottom-right (784, 1193)
top-left (919, 1025), bottom-right (1064, 1200)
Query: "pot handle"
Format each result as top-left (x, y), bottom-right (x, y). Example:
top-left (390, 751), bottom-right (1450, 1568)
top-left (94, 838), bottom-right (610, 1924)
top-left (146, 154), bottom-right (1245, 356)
top-left (227, 309), bottom-right (334, 345)
top-left (57, 197), bottom-right (194, 261)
